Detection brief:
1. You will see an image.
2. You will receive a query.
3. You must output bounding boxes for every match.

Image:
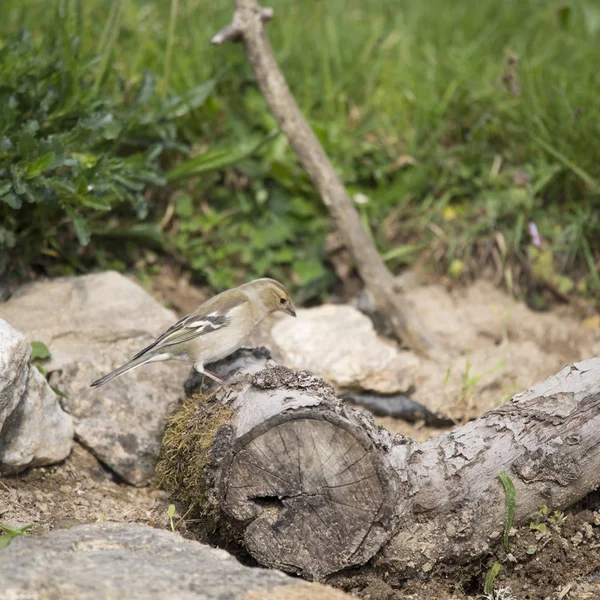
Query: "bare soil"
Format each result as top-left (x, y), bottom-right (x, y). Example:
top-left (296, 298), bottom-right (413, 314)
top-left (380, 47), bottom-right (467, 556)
top-left (2, 274), bottom-right (599, 600)
top-left (0, 443), bottom-right (167, 534)
top-left (385, 279), bottom-right (600, 431)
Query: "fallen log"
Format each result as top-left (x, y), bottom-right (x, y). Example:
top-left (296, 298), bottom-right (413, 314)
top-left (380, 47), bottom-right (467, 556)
top-left (158, 349), bottom-right (600, 580)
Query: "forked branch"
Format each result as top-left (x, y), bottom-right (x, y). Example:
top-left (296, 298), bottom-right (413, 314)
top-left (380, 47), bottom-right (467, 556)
top-left (212, 0), bottom-right (443, 358)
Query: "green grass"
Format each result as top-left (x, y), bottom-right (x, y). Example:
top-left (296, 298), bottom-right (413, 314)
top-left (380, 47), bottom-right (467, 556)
top-left (2, 0), bottom-right (599, 302)
top-left (0, 523), bottom-right (32, 549)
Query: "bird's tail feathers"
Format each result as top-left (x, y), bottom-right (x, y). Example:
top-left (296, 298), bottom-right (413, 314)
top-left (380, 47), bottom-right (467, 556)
top-left (90, 353), bottom-right (168, 388)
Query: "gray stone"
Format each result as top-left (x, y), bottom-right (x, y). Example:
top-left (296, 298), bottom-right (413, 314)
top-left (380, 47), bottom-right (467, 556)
top-left (0, 320), bottom-right (30, 431)
top-left (0, 320), bottom-right (72, 473)
top-left (0, 522), bottom-right (352, 600)
top-left (253, 304), bottom-right (419, 394)
top-left (0, 365), bottom-right (73, 472)
top-left (0, 272), bottom-right (189, 485)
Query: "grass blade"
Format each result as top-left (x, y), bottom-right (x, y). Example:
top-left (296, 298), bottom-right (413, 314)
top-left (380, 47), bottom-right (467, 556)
top-left (531, 134), bottom-right (599, 191)
top-left (483, 562), bottom-right (503, 596)
top-left (498, 471), bottom-right (516, 553)
top-left (163, 0), bottom-right (180, 95)
top-left (92, 0), bottom-right (123, 95)
top-left (166, 131), bottom-right (279, 182)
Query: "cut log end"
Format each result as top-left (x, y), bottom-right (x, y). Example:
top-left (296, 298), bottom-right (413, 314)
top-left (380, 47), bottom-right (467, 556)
top-left (223, 413), bottom-right (390, 576)
top-left (160, 358), bottom-right (399, 578)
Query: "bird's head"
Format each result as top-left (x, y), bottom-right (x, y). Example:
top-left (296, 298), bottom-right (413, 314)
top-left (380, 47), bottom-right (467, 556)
top-left (245, 278), bottom-right (296, 318)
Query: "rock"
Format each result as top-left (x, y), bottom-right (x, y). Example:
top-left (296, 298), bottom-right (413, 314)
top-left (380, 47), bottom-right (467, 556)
top-left (0, 320), bottom-right (29, 430)
top-left (253, 304), bottom-right (419, 394)
top-left (0, 522), bottom-right (354, 600)
top-left (0, 272), bottom-right (189, 485)
top-left (0, 320), bottom-right (73, 473)
top-left (0, 364), bottom-right (73, 472)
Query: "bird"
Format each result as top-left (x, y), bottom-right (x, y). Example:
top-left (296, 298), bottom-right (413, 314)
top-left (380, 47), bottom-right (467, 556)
top-left (90, 278), bottom-right (296, 388)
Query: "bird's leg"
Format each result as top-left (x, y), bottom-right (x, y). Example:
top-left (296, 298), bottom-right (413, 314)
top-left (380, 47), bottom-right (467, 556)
top-left (194, 364), bottom-right (226, 386)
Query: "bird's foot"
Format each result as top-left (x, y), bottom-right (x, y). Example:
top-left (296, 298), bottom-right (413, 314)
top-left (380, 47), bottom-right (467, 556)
top-left (194, 364), bottom-right (226, 387)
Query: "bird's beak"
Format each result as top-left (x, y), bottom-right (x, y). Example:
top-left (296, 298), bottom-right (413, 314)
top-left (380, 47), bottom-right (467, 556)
top-left (284, 304), bottom-right (297, 318)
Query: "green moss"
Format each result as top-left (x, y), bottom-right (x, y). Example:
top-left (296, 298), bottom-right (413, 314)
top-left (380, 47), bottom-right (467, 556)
top-left (156, 393), bottom-right (233, 520)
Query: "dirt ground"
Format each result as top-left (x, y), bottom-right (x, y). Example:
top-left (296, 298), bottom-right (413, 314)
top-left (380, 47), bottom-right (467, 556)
top-left (2, 272), bottom-right (599, 600)
top-left (0, 443), bottom-right (169, 534)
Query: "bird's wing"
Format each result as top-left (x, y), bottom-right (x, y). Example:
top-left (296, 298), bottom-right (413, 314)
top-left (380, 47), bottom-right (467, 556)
top-left (130, 292), bottom-right (249, 360)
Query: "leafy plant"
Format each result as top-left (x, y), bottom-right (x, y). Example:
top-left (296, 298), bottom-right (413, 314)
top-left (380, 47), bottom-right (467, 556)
top-left (30, 341), bottom-right (50, 362)
top-left (2, 0), bottom-right (599, 302)
top-left (530, 504), bottom-right (567, 533)
top-left (0, 25), bottom-right (177, 275)
top-left (0, 523), bottom-right (33, 549)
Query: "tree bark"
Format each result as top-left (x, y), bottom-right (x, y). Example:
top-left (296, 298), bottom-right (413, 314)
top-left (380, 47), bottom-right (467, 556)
top-left (173, 351), bottom-right (600, 580)
top-left (211, 1), bottom-right (442, 359)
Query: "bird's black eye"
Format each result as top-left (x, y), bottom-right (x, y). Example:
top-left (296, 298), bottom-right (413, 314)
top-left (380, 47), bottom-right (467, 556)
top-left (280, 297), bottom-right (286, 304)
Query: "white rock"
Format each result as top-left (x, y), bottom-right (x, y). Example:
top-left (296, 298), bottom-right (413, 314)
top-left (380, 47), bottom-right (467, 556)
top-left (0, 319), bottom-right (30, 430)
top-left (264, 304), bottom-right (419, 394)
top-left (0, 320), bottom-right (73, 472)
top-left (0, 365), bottom-right (73, 470)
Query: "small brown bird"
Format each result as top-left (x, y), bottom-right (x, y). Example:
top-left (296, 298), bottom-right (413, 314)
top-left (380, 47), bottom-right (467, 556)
top-left (90, 278), bottom-right (296, 388)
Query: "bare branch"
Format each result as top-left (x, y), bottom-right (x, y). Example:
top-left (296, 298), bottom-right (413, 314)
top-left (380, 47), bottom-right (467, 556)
top-left (211, 7), bottom-right (273, 45)
top-left (213, 0), bottom-right (444, 358)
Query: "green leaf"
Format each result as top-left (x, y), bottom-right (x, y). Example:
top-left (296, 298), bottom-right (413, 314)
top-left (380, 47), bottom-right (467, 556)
top-left (175, 194), bottom-right (194, 218)
top-left (79, 113), bottom-right (122, 140)
top-left (167, 503), bottom-right (176, 533)
top-left (18, 122), bottom-right (38, 158)
top-left (79, 195), bottom-right (111, 211)
top-left (132, 70), bottom-right (155, 107)
top-left (1, 193), bottom-right (21, 209)
top-left (382, 243), bottom-right (423, 262)
top-left (557, 5), bottom-right (571, 29)
top-left (50, 385), bottom-right (69, 399)
top-left (483, 562), bottom-right (502, 596)
top-left (72, 152), bottom-right (99, 169)
top-left (166, 132), bottom-right (279, 183)
top-left (163, 79), bottom-right (216, 119)
top-left (0, 136), bottom-right (13, 155)
top-left (25, 152), bottom-right (55, 179)
top-left (0, 226), bottom-right (16, 248)
top-left (292, 258), bottom-right (326, 285)
top-left (31, 341), bottom-right (51, 361)
top-left (0, 525), bottom-right (24, 535)
top-left (92, 223), bottom-right (164, 246)
top-left (64, 205), bottom-right (91, 246)
top-left (11, 166), bottom-right (35, 203)
top-left (0, 523), bottom-right (32, 550)
top-left (498, 471), bottom-right (517, 553)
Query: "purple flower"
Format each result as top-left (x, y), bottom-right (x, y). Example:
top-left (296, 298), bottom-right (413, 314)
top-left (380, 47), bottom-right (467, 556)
top-left (528, 221), bottom-right (541, 248)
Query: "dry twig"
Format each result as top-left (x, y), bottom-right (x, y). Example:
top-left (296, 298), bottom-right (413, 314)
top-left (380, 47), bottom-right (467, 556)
top-left (212, 0), bottom-right (443, 358)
